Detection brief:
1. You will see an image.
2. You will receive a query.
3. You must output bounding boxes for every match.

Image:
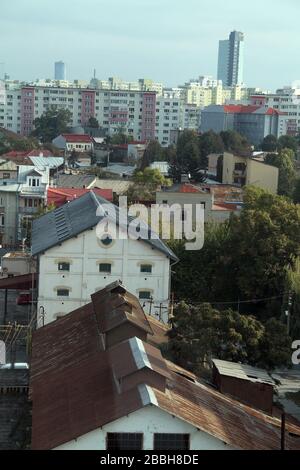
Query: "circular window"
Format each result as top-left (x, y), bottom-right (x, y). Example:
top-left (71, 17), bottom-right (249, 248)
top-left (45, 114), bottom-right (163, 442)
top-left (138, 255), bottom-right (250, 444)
top-left (99, 234), bottom-right (113, 247)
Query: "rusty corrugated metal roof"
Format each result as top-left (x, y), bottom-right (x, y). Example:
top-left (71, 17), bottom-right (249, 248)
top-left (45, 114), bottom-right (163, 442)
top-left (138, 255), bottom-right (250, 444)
top-left (30, 283), bottom-right (300, 450)
top-left (154, 370), bottom-right (300, 450)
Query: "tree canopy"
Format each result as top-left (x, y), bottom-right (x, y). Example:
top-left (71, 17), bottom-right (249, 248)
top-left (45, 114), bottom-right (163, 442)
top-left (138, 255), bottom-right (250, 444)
top-left (32, 106), bottom-right (72, 143)
top-left (167, 302), bottom-right (291, 372)
top-left (265, 148), bottom-right (296, 197)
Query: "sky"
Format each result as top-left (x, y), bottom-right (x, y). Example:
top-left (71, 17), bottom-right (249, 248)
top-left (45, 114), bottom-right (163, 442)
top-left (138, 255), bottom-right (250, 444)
top-left (1, 0), bottom-right (299, 90)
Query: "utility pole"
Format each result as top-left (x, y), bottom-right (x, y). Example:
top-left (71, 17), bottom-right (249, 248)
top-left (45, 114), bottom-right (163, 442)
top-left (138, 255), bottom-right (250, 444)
top-left (285, 291), bottom-right (293, 336)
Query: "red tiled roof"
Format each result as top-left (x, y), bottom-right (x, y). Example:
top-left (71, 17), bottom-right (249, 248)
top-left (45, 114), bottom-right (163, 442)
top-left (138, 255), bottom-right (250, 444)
top-left (223, 105), bottom-right (260, 114)
top-left (30, 282), bottom-right (300, 450)
top-left (47, 187), bottom-right (113, 207)
top-left (179, 183), bottom-right (204, 193)
top-left (61, 134), bottom-right (93, 143)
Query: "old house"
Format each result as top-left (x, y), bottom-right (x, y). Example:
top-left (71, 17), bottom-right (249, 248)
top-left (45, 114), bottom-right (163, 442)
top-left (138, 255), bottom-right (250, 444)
top-left (30, 282), bottom-right (300, 450)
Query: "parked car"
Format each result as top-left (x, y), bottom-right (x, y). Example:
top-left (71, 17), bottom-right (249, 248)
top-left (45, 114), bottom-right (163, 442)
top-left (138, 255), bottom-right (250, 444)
top-left (16, 291), bottom-right (32, 305)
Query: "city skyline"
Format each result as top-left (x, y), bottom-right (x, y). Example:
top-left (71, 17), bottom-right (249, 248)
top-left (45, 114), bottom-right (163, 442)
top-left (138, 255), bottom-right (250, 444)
top-left (1, 0), bottom-right (299, 90)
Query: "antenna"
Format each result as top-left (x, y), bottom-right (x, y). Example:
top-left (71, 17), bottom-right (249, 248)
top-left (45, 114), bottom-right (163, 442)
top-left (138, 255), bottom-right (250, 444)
top-left (94, 68), bottom-right (96, 79)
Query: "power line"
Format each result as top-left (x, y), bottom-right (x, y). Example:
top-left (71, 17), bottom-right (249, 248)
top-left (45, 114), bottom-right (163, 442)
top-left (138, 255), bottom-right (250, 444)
top-left (176, 292), bottom-right (290, 307)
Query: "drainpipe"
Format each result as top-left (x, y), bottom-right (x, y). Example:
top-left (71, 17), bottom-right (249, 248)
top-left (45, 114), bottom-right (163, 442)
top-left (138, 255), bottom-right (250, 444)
top-left (168, 257), bottom-right (179, 324)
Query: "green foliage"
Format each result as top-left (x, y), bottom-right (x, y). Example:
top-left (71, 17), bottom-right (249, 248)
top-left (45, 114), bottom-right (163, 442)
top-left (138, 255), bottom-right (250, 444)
top-left (261, 134), bottom-right (278, 152)
top-left (32, 106), bottom-right (72, 143)
top-left (265, 149), bottom-right (296, 196)
top-left (220, 130), bottom-right (251, 155)
top-left (87, 116), bottom-right (99, 128)
top-left (293, 178), bottom-right (300, 203)
top-left (170, 187), bottom-right (300, 322)
top-left (126, 168), bottom-right (171, 203)
top-left (140, 141), bottom-right (163, 169)
top-left (110, 132), bottom-right (134, 145)
top-left (168, 302), bottom-right (290, 372)
top-left (278, 135), bottom-right (299, 154)
top-left (198, 131), bottom-right (224, 168)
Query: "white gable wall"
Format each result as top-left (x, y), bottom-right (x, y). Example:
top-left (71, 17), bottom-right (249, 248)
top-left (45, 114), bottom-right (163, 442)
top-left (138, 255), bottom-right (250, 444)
top-left (37, 226), bottom-right (171, 326)
top-left (54, 405), bottom-right (233, 450)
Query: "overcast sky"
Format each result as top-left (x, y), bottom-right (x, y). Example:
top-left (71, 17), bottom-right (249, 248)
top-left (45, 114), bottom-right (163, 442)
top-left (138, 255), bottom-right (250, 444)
top-left (1, 0), bottom-right (299, 90)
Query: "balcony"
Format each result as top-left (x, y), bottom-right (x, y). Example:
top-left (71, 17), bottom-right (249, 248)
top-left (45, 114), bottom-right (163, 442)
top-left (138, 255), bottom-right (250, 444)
top-left (20, 187), bottom-right (45, 195)
top-left (19, 207), bottom-right (40, 215)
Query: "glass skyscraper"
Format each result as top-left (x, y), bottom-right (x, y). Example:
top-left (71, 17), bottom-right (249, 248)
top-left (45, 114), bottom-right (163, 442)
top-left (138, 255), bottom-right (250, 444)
top-left (217, 31), bottom-right (244, 87)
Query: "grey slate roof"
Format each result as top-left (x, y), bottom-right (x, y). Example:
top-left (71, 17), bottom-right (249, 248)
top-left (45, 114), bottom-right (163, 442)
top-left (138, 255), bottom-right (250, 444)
top-left (31, 191), bottom-right (178, 261)
top-left (54, 173), bottom-right (96, 189)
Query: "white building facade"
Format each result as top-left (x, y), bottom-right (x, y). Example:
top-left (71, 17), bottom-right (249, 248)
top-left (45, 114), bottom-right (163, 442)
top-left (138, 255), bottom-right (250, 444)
top-left (55, 406), bottom-right (233, 451)
top-left (32, 192), bottom-right (176, 326)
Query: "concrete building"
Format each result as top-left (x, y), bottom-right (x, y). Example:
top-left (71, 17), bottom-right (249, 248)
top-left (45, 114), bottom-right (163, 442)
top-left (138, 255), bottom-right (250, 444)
top-left (54, 61), bottom-right (66, 81)
top-left (52, 134), bottom-right (94, 153)
top-left (201, 104), bottom-right (286, 147)
top-left (0, 185), bottom-right (19, 246)
top-left (250, 83), bottom-right (300, 136)
top-left (30, 282), bottom-right (300, 450)
top-left (217, 31), bottom-right (245, 87)
top-left (156, 183), bottom-right (242, 225)
top-left (31, 191), bottom-right (178, 325)
top-left (215, 152), bottom-right (279, 193)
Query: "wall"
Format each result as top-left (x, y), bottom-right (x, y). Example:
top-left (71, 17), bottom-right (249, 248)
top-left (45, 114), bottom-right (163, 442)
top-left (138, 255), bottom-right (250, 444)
top-left (247, 159), bottom-right (279, 193)
top-left (55, 405), bottom-right (233, 450)
top-left (0, 189), bottom-right (18, 245)
top-left (37, 227), bottom-right (171, 326)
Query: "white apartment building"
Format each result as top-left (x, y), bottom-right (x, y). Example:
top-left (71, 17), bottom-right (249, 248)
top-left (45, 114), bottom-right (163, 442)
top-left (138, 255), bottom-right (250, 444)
top-left (31, 191), bottom-right (178, 325)
top-left (250, 84), bottom-right (300, 136)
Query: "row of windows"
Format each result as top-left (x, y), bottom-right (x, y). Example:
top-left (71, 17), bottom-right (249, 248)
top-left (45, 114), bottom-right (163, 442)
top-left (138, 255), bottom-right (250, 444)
top-left (106, 433), bottom-right (190, 450)
top-left (56, 288), bottom-right (152, 300)
top-left (58, 262), bottom-right (153, 274)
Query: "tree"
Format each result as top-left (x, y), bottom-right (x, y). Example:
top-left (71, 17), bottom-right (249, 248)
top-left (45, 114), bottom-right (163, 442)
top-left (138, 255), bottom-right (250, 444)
top-left (32, 106), bottom-right (72, 143)
top-left (198, 131), bottom-right (224, 169)
top-left (168, 302), bottom-right (292, 372)
top-left (294, 178), bottom-right (300, 203)
top-left (168, 302), bottom-right (265, 373)
top-left (169, 187), bottom-right (300, 320)
top-left (225, 187), bottom-right (300, 317)
top-left (265, 149), bottom-right (296, 196)
top-left (87, 116), bottom-right (99, 128)
top-left (261, 135), bottom-right (278, 152)
top-left (258, 318), bottom-right (292, 369)
top-left (278, 135), bottom-right (298, 154)
top-left (133, 167), bottom-right (170, 187)
top-left (110, 132), bottom-right (133, 145)
top-left (220, 130), bottom-right (251, 155)
top-left (140, 141), bottom-right (163, 170)
top-left (126, 168), bottom-right (171, 203)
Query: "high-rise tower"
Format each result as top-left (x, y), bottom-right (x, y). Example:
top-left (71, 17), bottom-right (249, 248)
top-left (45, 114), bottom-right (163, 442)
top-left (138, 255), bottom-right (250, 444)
top-left (217, 31), bottom-right (244, 87)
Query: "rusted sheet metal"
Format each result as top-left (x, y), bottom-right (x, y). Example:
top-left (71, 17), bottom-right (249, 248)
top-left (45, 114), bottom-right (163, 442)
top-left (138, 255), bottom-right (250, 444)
top-left (154, 370), bottom-right (300, 451)
top-left (30, 283), bottom-right (300, 451)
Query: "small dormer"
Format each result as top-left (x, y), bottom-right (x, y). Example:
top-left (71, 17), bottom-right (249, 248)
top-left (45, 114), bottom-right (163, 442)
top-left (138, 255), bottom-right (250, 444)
top-left (26, 169), bottom-right (42, 188)
top-left (91, 281), bottom-right (154, 351)
top-left (108, 337), bottom-right (171, 394)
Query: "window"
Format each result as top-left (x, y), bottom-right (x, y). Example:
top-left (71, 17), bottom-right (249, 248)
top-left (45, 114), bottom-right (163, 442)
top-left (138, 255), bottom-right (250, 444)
top-left (139, 291), bottom-right (151, 300)
top-left (100, 235), bottom-right (113, 247)
top-left (106, 433), bottom-right (143, 451)
top-left (99, 263), bottom-right (111, 273)
top-left (140, 264), bottom-right (152, 274)
top-left (57, 289), bottom-right (69, 297)
top-left (58, 262), bottom-right (70, 272)
top-left (3, 173), bottom-right (10, 179)
top-left (154, 434), bottom-right (190, 450)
